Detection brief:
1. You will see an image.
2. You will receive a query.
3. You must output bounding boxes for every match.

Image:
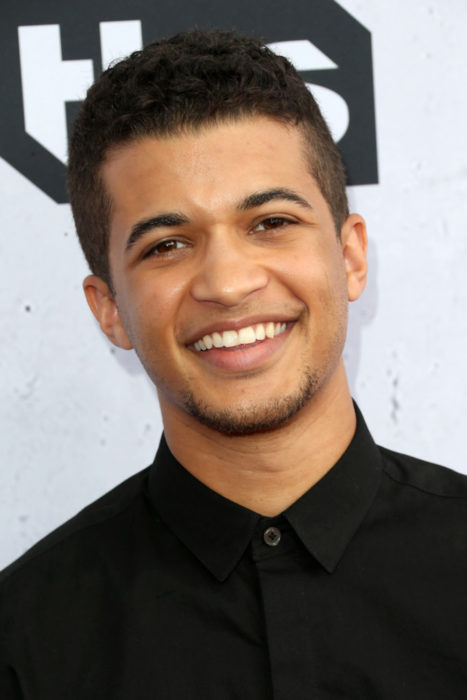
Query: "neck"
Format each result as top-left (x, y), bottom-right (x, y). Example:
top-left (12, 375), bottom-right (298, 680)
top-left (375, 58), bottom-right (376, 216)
top-left (160, 361), bottom-right (356, 516)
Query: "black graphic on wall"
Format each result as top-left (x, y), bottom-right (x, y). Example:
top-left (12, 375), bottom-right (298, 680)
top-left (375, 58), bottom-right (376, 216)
top-left (1, 0), bottom-right (378, 202)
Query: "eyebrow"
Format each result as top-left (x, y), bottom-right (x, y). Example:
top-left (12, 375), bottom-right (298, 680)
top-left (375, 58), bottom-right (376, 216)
top-left (124, 187), bottom-right (313, 252)
top-left (238, 187), bottom-right (313, 212)
top-left (125, 212), bottom-right (190, 251)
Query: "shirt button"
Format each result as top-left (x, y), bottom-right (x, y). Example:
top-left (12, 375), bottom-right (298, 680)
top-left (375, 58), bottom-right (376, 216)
top-left (263, 526), bottom-right (281, 547)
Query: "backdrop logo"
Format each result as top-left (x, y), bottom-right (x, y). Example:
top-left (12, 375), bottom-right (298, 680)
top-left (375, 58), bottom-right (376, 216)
top-left (1, 0), bottom-right (378, 203)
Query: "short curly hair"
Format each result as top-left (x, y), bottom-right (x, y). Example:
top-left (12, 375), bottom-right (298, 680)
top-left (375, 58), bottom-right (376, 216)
top-left (68, 28), bottom-right (348, 290)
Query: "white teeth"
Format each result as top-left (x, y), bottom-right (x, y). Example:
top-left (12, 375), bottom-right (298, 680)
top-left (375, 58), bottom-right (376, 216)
top-left (212, 332), bottom-right (223, 348)
top-left (193, 321), bottom-right (288, 351)
top-left (265, 322), bottom-right (275, 339)
top-left (223, 330), bottom-right (238, 347)
top-left (238, 326), bottom-right (256, 344)
top-left (202, 334), bottom-right (213, 350)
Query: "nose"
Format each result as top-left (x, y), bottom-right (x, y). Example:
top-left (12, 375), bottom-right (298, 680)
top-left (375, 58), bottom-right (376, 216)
top-left (190, 233), bottom-right (269, 307)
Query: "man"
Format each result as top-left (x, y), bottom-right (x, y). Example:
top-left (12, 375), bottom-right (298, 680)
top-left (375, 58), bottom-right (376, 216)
top-left (1, 28), bottom-right (466, 699)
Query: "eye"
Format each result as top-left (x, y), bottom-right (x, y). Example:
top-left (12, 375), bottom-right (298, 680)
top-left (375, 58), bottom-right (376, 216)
top-left (252, 216), bottom-right (295, 233)
top-left (143, 238), bottom-right (188, 258)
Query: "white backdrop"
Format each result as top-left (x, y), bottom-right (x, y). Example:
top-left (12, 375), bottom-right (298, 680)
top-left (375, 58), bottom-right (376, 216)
top-left (1, 0), bottom-right (466, 569)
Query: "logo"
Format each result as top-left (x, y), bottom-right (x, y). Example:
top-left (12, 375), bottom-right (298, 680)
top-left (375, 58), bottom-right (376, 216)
top-left (1, 0), bottom-right (378, 202)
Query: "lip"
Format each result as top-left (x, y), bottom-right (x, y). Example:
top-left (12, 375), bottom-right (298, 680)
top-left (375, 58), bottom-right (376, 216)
top-left (184, 315), bottom-right (298, 347)
top-left (188, 322), bottom-right (294, 373)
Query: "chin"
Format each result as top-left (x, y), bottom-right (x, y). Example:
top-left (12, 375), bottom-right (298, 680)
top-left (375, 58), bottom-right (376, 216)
top-left (180, 368), bottom-right (318, 436)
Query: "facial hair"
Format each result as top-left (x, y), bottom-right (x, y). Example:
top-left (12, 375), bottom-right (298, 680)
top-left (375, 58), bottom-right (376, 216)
top-left (180, 366), bottom-right (318, 436)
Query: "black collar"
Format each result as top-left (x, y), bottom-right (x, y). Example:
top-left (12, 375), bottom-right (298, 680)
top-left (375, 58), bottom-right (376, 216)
top-left (148, 405), bottom-right (382, 581)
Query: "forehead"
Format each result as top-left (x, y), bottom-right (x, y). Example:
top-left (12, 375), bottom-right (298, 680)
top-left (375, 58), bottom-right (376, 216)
top-left (101, 117), bottom-right (312, 200)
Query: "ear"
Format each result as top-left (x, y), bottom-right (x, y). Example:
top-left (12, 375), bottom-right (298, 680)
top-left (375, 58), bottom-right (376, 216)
top-left (83, 275), bottom-right (133, 350)
top-left (340, 214), bottom-right (368, 302)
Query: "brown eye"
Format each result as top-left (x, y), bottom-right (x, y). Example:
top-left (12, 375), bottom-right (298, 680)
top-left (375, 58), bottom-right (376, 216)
top-left (145, 239), bottom-right (187, 257)
top-left (253, 217), bottom-right (292, 232)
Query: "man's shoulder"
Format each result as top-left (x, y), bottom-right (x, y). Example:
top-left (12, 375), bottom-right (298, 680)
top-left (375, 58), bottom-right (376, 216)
top-left (379, 445), bottom-right (467, 499)
top-left (0, 466), bottom-right (150, 586)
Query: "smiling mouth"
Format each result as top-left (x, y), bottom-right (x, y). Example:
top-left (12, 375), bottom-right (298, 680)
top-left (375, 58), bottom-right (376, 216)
top-left (193, 322), bottom-right (288, 352)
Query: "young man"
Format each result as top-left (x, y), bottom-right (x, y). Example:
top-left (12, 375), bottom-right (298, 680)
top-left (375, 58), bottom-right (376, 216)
top-left (1, 29), bottom-right (466, 699)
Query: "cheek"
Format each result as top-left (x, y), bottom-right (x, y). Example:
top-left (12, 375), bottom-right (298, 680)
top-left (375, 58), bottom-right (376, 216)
top-left (123, 272), bottom-right (188, 337)
top-left (278, 247), bottom-right (346, 308)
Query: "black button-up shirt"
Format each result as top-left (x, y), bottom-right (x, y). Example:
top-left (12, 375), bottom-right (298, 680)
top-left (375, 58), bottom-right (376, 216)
top-left (2, 407), bottom-right (467, 698)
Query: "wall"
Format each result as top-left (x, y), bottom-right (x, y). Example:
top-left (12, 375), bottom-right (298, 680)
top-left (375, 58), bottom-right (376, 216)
top-left (1, 0), bottom-right (466, 568)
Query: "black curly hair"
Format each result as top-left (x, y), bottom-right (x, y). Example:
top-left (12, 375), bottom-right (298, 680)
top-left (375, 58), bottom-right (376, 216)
top-left (68, 28), bottom-right (348, 290)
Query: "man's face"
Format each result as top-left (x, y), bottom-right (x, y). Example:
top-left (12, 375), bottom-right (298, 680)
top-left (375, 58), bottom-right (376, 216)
top-left (91, 117), bottom-right (366, 435)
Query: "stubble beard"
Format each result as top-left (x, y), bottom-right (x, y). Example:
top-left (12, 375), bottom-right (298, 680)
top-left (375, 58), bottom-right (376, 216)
top-left (135, 300), bottom-right (347, 437)
top-left (180, 366), bottom-right (319, 436)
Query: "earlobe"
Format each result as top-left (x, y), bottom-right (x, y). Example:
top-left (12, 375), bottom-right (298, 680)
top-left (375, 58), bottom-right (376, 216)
top-left (83, 275), bottom-right (133, 350)
top-left (340, 214), bottom-right (368, 302)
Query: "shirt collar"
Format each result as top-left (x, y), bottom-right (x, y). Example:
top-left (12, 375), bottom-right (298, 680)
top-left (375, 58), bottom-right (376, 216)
top-left (148, 404), bottom-right (382, 581)
top-left (284, 405), bottom-right (382, 573)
